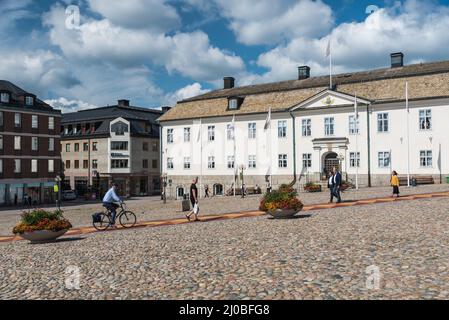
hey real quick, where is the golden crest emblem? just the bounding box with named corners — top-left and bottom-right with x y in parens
top-left (322, 96), bottom-right (334, 106)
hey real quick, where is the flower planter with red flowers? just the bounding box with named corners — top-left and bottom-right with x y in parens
top-left (13, 209), bottom-right (72, 243)
top-left (304, 183), bottom-right (322, 193)
top-left (259, 185), bottom-right (304, 219)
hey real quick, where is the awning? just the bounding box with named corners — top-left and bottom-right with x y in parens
top-left (44, 182), bottom-right (56, 187)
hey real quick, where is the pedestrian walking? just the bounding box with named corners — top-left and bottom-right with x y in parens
top-left (241, 183), bottom-right (246, 198)
top-left (331, 167), bottom-right (343, 203)
top-left (328, 172), bottom-right (335, 203)
top-left (205, 184), bottom-right (210, 198)
top-left (186, 177), bottom-right (200, 221)
top-left (391, 171), bottom-right (400, 198)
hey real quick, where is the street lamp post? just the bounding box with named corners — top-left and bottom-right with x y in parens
top-left (337, 153), bottom-right (346, 181)
top-left (161, 174), bottom-right (167, 204)
top-left (239, 165), bottom-right (246, 198)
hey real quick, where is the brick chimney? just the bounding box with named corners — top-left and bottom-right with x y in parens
top-left (391, 52), bottom-right (404, 68)
top-left (223, 77), bottom-right (235, 89)
top-left (118, 99), bottom-right (130, 107)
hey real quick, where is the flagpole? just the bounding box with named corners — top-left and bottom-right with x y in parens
top-left (330, 50), bottom-right (332, 89)
top-left (406, 82), bottom-right (411, 187)
top-left (355, 94), bottom-right (359, 190)
top-left (199, 118), bottom-right (203, 198)
top-left (233, 115), bottom-right (236, 197)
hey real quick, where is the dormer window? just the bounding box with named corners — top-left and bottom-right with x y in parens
top-left (228, 97), bottom-right (244, 110)
top-left (25, 96), bottom-right (34, 106)
top-left (0, 93), bottom-right (10, 103)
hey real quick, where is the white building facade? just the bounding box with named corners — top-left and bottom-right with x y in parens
top-left (158, 54), bottom-right (449, 198)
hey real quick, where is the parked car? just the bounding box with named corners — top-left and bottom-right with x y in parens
top-left (62, 190), bottom-right (77, 201)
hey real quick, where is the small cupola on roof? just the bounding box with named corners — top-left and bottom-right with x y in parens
top-left (223, 77), bottom-right (235, 89)
top-left (391, 52), bottom-right (404, 68)
top-left (118, 99), bottom-right (130, 107)
top-left (298, 66), bottom-right (311, 80)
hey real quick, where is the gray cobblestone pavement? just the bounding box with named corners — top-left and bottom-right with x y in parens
top-left (0, 194), bottom-right (448, 300)
top-left (1, 184), bottom-right (449, 236)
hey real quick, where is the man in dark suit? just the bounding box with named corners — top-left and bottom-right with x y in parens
top-left (332, 166), bottom-right (343, 203)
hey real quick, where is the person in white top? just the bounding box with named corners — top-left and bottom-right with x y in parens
top-left (102, 183), bottom-right (122, 226)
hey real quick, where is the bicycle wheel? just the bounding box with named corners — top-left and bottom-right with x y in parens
top-left (93, 212), bottom-right (111, 231)
top-left (119, 211), bottom-right (137, 228)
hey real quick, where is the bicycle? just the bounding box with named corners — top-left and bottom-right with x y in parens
top-left (92, 202), bottom-right (137, 231)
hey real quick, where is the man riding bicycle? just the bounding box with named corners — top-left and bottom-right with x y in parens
top-left (102, 182), bottom-right (122, 228)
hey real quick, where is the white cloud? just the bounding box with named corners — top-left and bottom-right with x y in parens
top-left (43, 4), bottom-right (245, 82)
top-left (87, 0), bottom-right (180, 32)
top-left (213, 0), bottom-right (333, 45)
top-left (165, 83), bottom-right (210, 105)
top-left (45, 97), bottom-right (98, 114)
top-left (243, 0), bottom-right (449, 83)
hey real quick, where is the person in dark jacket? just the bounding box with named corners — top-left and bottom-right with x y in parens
top-left (332, 167), bottom-right (343, 203)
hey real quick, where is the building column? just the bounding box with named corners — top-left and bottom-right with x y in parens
top-left (313, 146), bottom-right (322, 181)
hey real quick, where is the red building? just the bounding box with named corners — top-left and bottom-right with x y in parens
top-left (0, 80), bottom-right (61, 206)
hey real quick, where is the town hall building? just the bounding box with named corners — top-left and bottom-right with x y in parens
top-left (158, 53), bottom-right (449, 198)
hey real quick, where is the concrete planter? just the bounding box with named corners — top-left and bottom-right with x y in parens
top-left (20, 229), bottom-right (68, 244)
top-left (268, 208), bottom-right (303, 219)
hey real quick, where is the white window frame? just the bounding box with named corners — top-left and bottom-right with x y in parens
top-left (278, 154), bottom-right (288, 168)
top-left (349, 115), bottom-right (360, 135)
top-left (248, 123), bottom-right (257, 139)
top-left (208, 126), bottom-right (215, 141)
top-left (324, 117), bottom-right (334, 136)
top-left (0, 93), bottom-right (9, 103)
top-left (378, 152), bottom-right (390, 168)
top-left (248, 155), bottom-right (257, 169)
top-left (14, 159), bottom-right (21, 173)
top-left (229, 99), bottom-right (238, 110)
top-left (48, 117), bottom-right (55, 130)
top-left (420, 150), bottom-right (433, 167)
top-left (208, 156), bottom-right (215, 169)
top-left (227, 156), bottom-right (235, 169)
top-left (31, 159), bottom-right (38, 173)
top-left (302, 153), bottom-right (312, 169)
top-left (49, 138), bottom-right (55, 151)
top-left (167, 129), bottom-right (174, 144)
top-left (25, 96), bottom-right (34, 106)
top-left (48, 160), bottom-right (54, 173)
top-left (31, 137), bottom-right (38, 151)
top-left (302, 119), bottom-right (311, 137)
top-left (0, 159), bottom-right (2, 173)
top-left (167, 158), bottom-right (174, 170)
top-left (0, 135), bottom-right (3, 150)
top-left (377, 113), bottom-right (389, 133)
top-left (184, 127), bottom-right (191, 142)
top-left (32, 115), bottom-right (39, 129)
top-left (184, 157), bottom-right (191, 170)
top-left (0, 111), bottom-right (3, 126)
top-left (350, 152), bottom-right (360, 168)
top-left (14, 136), bottom-right (21, 150)
top-left (227, 124), bottom-right (234, 140)
top-left (278, 121), bottom-right (287, 138)
top-left (14, 113), bottom-right (21, 127)
top-left (419, 109), bottom-right (432, 131)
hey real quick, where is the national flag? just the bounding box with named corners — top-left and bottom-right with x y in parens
top-left (325, 39), bottom-right (331, 58)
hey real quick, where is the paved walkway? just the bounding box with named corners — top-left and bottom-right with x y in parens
top-left (2, 190), bottom-right (449, 244)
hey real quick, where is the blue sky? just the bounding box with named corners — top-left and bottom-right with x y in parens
top-left (2, 0), bottom-right (449, 112)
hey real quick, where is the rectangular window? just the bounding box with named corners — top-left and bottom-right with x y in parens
top-left (0, 135), bottom-right (3, 150)
top-left (111, 159), bottom-right (128, 169)
top-left (74, 160), bottom-right (79, 169)
top-left (32, 137), bottom-right (38, 151)
top-left (83, 143), bottom-right (89, 151)
top-left (83, 160), bottom-right (88, 169)
top-left (152, 159), bottom-right (158, 169)
top-left (48, 117), bottom-right (55, 130)
top-left (208, 126), bottom-right (215, 141)
top-left (0, 159), bottom-right (2, 173)
top-left (208, 156), bottom-right (215, 169)
top-left (74, 143), bottom-right (79, 152)
top-left (420, 150), bottom-right (433, 167)
top-left (0, 111), bottom-right (3, 126)
top-left (278, 154), bottom-right (288, 168)
top-left (377, 113), bottom-right (389, 132)
top-left (227, 124), bottom-right (234, 140)
top-left (25, 96), bottom-right (34, 106)
top-left (111, 141), bottom-right (128, 150)
top-left (31, 159), bottom-right (38, 173)
top-left (350, 152), bottom-right (361, 168)
top-left (167, 158), bottom-right (174, 170)
top-left (378, 152), bottom-right (390, 168)
top-left (302, 154), bottom-right (312, 169)
top-left (32, 115), bottom-right (38, 129)
top-left (302, 119), bottom-right (311, 137)
top-left (14, 113), bottom-right (21, 128)
top-left (92, 142), bottom-right (98, 151)
top-left (419, 109), bottom-right (432, 130)
top-left (184, 128), bottom-right (191, 142)
top-left (48, 160), bottom-right (54, 173)
top-left (167, 129), bottom-right (174, 143)
top-left (65, 143), bottom-right (70, 152)
top-left (278, 121), bottom-right (287, 138)
top-left (227, 156), bottom-right (235, 169)
top-left (14, 136), bottom-right (21, 150)
top-left (14, 159), bottom-right (21, 173)
top-left (143, 159), bottom-right (149, 169)
top-left (184, 157), bottom-right (191, 169)
top-left (248, 123), bottom-right (257, 139)
top-left (248, 155), bottom-right (257, 169)
top-left (0, 93), bottom-right (9, 103)
top-left (324, 117), bottom-right (334, 136)
top-left (92, 160), bottom-right (98, 169)
top-left (152, 143), bottom-right (158, 152)
top-left (49, 138), bottom-right (54, 151)
top-left (65, 160), bottom-right (71, 169)
top-left (349, 115), bottom-right (360, 135)
top-left (143, 142), bottom-right (149, 151)
top-left (229, 99), bottom-right (238, 110)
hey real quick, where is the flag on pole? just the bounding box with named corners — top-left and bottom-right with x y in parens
top-left (325, 39), bottom-right (331, 58)
top-left (325, 38), bottom-right (332, 89)
top-left (406, 81), bottom-right (411, 187)
top-left (196, 118), bottom-right (202, 142)
top-left (354, 93), bottom-right (359, 190)
top-left (264, 107), bottom-right (271, 130)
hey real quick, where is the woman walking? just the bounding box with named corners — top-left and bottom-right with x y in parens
top-left (391, 171), bottom-right (400, 198)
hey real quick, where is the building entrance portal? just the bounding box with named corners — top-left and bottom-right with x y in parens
top-left (323, 152), bottom-right (339, 178)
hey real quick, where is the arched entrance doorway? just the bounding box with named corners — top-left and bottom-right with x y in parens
top-left (176, 186), bottom-right (185, 200)
top-left (323, 152), bottom-right (339, 178)
top-left (213, 184), bottom-right (223, 196)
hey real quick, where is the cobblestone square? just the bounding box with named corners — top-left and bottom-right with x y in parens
top-left (0, 185), bottom-right (448, 300)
